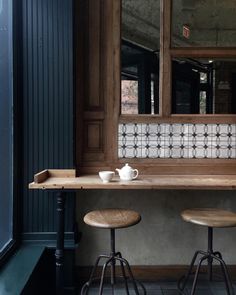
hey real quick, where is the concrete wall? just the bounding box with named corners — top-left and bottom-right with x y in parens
top-left (76, 190), bottom-right (236, 266)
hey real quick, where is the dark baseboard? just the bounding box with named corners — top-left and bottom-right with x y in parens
top-left (22, 232), bottom-right (76, 249)
top-left (76, 265), bottom-right (236, 284)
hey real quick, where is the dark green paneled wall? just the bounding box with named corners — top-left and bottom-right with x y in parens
top-left (22, 0), bottom-right (74, 234)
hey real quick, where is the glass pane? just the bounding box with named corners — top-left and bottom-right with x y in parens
top-left (121, 80), bottom-right (139, 114)
top-left (121, 0), bottom-right (160, 114)
top-left (172, 1), bottom-right (236, 47)
top-left (172, 58), bottom-right (236, 114)
top-left (0, 0), bottom-right (13, 253)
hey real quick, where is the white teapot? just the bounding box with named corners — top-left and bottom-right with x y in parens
top-left (116, 163), bottom-right (139, 181)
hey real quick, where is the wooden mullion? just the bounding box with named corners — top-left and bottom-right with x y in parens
top-left (119, 114), bottom-right (236, 124)
top-left (171, 47), bottom-right (236, 58)
top-left (103, 0), bottom-right (121, 164)
top-left (159, 0), bottom-right (172, 117)
top-left (110, 0), bottom-right (121, 162)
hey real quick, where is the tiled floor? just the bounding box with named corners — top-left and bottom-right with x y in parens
top-left (78, 280), bottom-right (234, 294)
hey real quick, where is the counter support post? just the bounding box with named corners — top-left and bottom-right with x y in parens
top-left (55, 191), bottom-right (65, 295)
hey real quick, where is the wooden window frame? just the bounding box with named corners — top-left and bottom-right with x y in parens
top-left (75, 0), bottom-right (236, 176)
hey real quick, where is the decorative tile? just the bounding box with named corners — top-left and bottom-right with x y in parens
top-left (194, 124), bottom-right (206, 134)
top-left (218, 148), bottom-right (231, 158)
top-left (118, 123), bottom-right (236, 159)
top-left (231, 148), bottom-right (236, 158)
top-left (171, 147), bottom-right (183, 158)
top-left (231, 124), bottom-right (236, 137)
top-left (146, 147), bottom-right (159, 158)
top-left (147, 123), bottom-right (158, 135)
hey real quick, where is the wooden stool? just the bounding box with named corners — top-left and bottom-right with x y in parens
top-left (178, 208), bottom-right (236, 295)
top-left (80, 208), bottom-right (146, 295)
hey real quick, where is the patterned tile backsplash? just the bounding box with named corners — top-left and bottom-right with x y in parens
top-left (118, 123), bottom-right (236, 159)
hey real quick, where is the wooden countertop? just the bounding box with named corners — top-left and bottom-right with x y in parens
top-left (28, 169), bottom-right (236, 190)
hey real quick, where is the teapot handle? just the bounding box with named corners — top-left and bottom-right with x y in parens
top-left (132, 169), bottom-right (139, 179)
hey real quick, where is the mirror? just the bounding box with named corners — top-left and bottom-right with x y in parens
top-left (121, 0), bottom-right (160, 114)
top-left (121, 1), bottom-right (236, 115)
top-left (172, 1), bottom-right (236, 47)
top-left (172, 58), bottom-right (236, 114)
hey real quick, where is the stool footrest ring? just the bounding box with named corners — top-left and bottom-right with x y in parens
top-left (177, 249), bottom-right (235, 295)
top-left (80, 253), bottom-right (146, 295)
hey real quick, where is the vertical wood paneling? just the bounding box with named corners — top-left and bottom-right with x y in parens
top-left (88, 0), bottom-right (101, 109)
top-left (22, 0), bottom-right (74, 235)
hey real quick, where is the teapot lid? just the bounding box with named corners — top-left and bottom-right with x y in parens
top-left (122, 163), bottom-right (132, 170)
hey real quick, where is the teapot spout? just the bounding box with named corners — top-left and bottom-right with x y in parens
top-left (115, 168), bottom-right (121, 175)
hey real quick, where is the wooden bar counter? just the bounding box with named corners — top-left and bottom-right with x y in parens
top-left (29, 169), bottom-right (236, 190)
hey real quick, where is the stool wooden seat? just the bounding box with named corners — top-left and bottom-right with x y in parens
top-left (178, 208), bottom-right (236, 295)
top-left (81, 208), bottom-right (145, 294)
top-left (182, 208), bottom-right (236, 228)
top-left (84, 208), bottom-right (141, 229)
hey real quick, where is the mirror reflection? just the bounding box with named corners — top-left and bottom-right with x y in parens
top-left (121, 41), bottom-right (159, 114)
top-left (121, 1), bottom-right (236, 115)
top-left (172, 58), bottom-right (236, 114)
top-left (172, 1), bottom-right (236, 47)
top-left (121, 0), bottom-right (160, 114)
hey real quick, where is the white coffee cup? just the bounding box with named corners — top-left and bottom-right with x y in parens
top-left (99, 171), bottom-right (115, 183)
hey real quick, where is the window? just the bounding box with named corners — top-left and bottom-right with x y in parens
top-left (171, 0), bottom-right (236, 115)
top-left (121, 0), bottom-right (160, 115)
top-left (120, 0), bottom-right (236, 116)
top-left (121, 40), bottom-right (159, 114)
top-left (75, 0), bottom-right (236, 175)
top-left (0, 0), bottom-right (16, 264)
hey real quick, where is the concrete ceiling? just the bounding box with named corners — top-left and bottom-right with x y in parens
top-left (122, 0), bottom-right (160, 50)
top-left (122, 0), bottom-right (236, 49)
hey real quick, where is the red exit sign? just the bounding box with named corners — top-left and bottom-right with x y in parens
top-left (183, 25), bottom-right (190, 39)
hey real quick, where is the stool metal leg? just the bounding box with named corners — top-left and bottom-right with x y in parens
top-left (190, 255), bottom-right (208, 295)
top-left (213, 251), bottom-right (233, 294)
top-left (213, 251), bottom-right (222, 259)
top-left (178, 250), bottom-right (203, 292)
top-left (206, 228), bottom-right (231, 285)
top-left (207, 227), bottom-right (213, 281)
top-left (110, 229), bottom-right (116, 292)
top-left (116, 252), bottom-right (130, 295)
top-left (99, 257), bottom-right (113, 295)
top-left (212, 254), bottom-right (234, 295)
top-left (80, 254), bottom-right (110, 295)
top-left (116, 256), bottom-right (146, 295)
